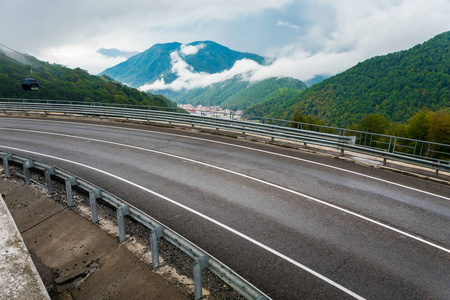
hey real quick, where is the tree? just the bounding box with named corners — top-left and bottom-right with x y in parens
top-left (290, 109), bottom-right (324, 130)
top-left (356, 114), bottom-right (390, 134)
top-left (406, 109), bottom-right (430, 140)
top-left (427, 110), bottom-right (450, 144)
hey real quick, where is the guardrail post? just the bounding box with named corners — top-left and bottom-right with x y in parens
top-left (44, 166), bottom-right (55, 194)
top-left (117, 205), bottom-right (130, 243)
top-left (23, 159), bottom-right (34, 185)
top-left (149, 225), bottom-right (165, 268)
top-left (193, 255), bottom-right (209, 300)
top-left (2, 154), bottom-right (12, 178)
top-left (388, 136), bottom-right (392, 152)
top-left (89, 189), bottom-right (101, 223)
top-left (392, 137), bottom-right (397, 153)
top-left (64, 176), bottom-right (78, 207)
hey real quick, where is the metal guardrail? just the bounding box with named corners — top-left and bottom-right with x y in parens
top-left (1, 152), bottom-right (271, 300)
top-left (0, 99), bottom-right (355, 148)
top-left (0, 99), bottom-right (449, 175)
top-left (243, 115), bottom-right (450, 162)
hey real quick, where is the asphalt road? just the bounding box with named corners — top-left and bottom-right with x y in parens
top-left (1, 116), bottom-right (449, 300)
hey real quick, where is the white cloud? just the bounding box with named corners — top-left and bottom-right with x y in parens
top-left (276, 20), bottom-right (301, 31)
top-left (257, 0), bottom-right (450, 82)
top-left (0, 0), bottom-right (292, 73)
top-left (1, 0), bottom-right (449, 82)
top-left (38, 44), bottom-right (128, 74)
top-left (179, 44), bottom-right (206, 56)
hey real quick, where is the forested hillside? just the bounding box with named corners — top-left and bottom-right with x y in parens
top-left (265, 31), bottom-right (449, 128)
top-left (244, 88), bottom-right (304, 117)
top-left (223, 77), bottom-right (307, 110)
top-left (175, 77), bottom-right (249, 107)
top-left (176, 77), bottom-right (307, 110)
top-left (0, 54), bottom-right (176, 107)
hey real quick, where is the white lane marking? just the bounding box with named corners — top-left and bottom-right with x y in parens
top-left (0, 145), bottom-right (365, 300)
top-left (1, 118), bottom-right (448, 201)
top-left (2, 128), bottom-right (450, 254)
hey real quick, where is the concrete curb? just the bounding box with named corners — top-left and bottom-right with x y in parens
top-left (0, 193), bottom-right (50, 300)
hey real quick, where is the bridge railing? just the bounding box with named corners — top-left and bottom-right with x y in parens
top-left (1, 152), bottom-right (271, 300)
top-left (0, 98), bottom-right (449, 175)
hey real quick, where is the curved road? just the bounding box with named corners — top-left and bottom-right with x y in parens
top-left (1, 117), bottom-right (449, 299)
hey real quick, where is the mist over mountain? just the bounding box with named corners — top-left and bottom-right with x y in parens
top-left (99, 41), bottom-right (267, 90)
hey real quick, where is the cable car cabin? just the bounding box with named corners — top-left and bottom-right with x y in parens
top-left (22, 78), bottom-right (39, 91)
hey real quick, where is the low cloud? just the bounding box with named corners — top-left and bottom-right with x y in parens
top-left (138, 45), bottom-right (263, 92)
top-left (138, 40), bottom-right (367, 92)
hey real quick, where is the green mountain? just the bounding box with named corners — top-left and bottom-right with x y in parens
top-left (0, 52), bottom-right (176, 107)
top-left (100, 41), bottom-right (266, 88)
top-left (175, 77), bottom-right (307, 111)
top-left (264, 31), bottom-right (450, 127)
top-left (99, 41), bottom-right (312, 111)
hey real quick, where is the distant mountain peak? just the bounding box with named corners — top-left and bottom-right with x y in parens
top-left (96, 48), bottom-right (139, 59)
top-left (99, 41), bottom-right (267, 90)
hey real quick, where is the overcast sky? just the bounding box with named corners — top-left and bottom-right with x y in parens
top-left (1, 0), bottom-right (449, 85)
